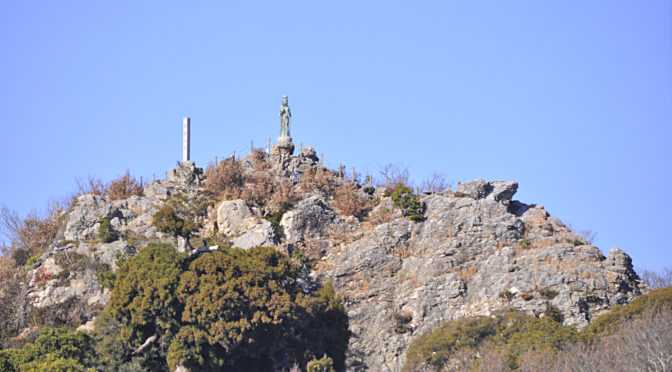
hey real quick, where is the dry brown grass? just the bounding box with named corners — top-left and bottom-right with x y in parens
top-left (204, 159), bottom-right (245, 199)
top-left (332, 184), bottom-right (368, 219)
top-left (107, 170), bottom-right (143, 201)
top-left (457, 265), bottom-right (478, 281)
top-left (300, 239), bottom-right (325, 260)
top-left (577, 270), bottom-right (597, 280)
top-left (363, 205), bottom-right (396, 229)
top-left (328, 225), bottom-right (353, 246)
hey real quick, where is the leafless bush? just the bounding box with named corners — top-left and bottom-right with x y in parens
top-left (269, 178), bottom-right (298, 210)
top-left (376, 163), bottom-right (409, 188)
top-left (75, 175), bottom-right (107, 196)
top-left (299, 167), bottom-right (336, 196)
top-left (204, 159), bottom-right (246, 199)
top-left (107, 170), bottom-right (143, 201)
top-left (578, 230), bottom-right (597, 245)
top-left (252, 149), bottom-right (271, 171)
top-left (420, 172), bottom-right (449, 193)
top-left (0, 255), bottom-right (28, 347)
top-left (640, 266), bottom-right (672, 289)
top-left (332, 185), bottom-right (368, 219)
top-left (241, 173), bottom-right (275, 207)
top-left (0, 204), bottom-right (62, 265)
top-left (241, 173), bottom-right (298, 211)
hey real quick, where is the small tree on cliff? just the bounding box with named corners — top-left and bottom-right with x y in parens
top-left (153, 205), bottom-right (199, 244)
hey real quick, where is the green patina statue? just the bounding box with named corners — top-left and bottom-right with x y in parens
top-left (279, 95), bottom-right (291, 137)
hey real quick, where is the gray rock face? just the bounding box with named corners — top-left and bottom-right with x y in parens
top-left (216, 200), bottom-right (252, 235)
top-left (314, 185), bottom-right (645, 371)
top-left (232, 220), bottom-right (275, 249)
top-left (300, 146), bottom-right (319, 161)
top-left (280, 196), bottom-right (339, 244)
top-left (63, 195), bottom-right (122, 241)
top-left (26, 173), bottom-right (646, 372)
top-left (488, 180), bottom-right (518, 202)
top-left (63, 194), bottom-right (163, 242)
top-left (453, 179), bottom-right (518, 203)
top-left (454, 179), bottom-right (492, 199)
top-left (169, 160), bottom-right (204, 187)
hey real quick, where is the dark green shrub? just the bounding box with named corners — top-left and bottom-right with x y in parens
top-left (96, 264), bottom-right (116, 290)
top-left (539, 288), bottom-right (559, 299)
top-left (390, 185), bottom-right (425, 222)
top-left (499, 290), bottom-right (515, 301)
top-left (98, 217), bottom-right (117, 243)
top-left (306, 354), bottom-right (335, 372)
top-left (98, 244), bottom-right (350, 371)
top-left (0, 327), bottom-right (98, 371)
top-left (264, 206), bottom-right (289, 238)
top-left (393, 311), bottom-right (413, 333)
top-left (587, 286), bottom-right (672, 335)
top-left (24, 254), bottom-right (41, 268)
top-left (519, 238), bottom-right (531, 248)
top-left (403, 311), bottom-right (583, 371)
top-left (152, 205), bottom-right (199, 240)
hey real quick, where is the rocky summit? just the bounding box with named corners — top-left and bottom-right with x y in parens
top-left (19, 149), bottom-right (646, 371)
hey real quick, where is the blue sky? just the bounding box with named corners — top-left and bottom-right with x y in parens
top-left (1, 1), bottom-right (670, 271)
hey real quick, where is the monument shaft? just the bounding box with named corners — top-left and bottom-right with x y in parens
top-left (183, 117), bottom-right (190, 162)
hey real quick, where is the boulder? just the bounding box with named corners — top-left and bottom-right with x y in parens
top-left (63, 195), bottom-right (122, 241)
top-left (280, 196), bottom-right (338, 244)
top-left (300, 146), bottom-right (319, 161)
top-left (487, 181), bottom-right (518, 202)
top-left (454, 179), bottom-right (491, 199)
top-left (216, 200), bottom-right (252, 235)
top-left (232, 220), bottom-right (275, 249)
top-left (169, 160), bottom-right (204, 187)
top-left (603, 247), bottom-right (634, 274)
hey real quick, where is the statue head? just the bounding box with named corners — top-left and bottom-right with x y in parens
top-left (282, 95), bottom-right (288, 106)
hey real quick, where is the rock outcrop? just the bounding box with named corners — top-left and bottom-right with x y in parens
top-left (23, 156), bottom-right (646, 372)
top-left (313, 180), bottom-right (645, 370)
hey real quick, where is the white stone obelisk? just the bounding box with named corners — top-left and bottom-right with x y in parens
top-left (182, 117), bottom-right (190, 162)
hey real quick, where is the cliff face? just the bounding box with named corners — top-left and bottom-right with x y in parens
top-left (311, 180), bottom-right (644, 370)
top-left (22, 152), bottom-right (646, 371)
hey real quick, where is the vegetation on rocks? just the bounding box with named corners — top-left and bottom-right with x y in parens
top-left (153, 204), bottom-right (200, 241)
top-left (404, 287), bottom-right (672, 371)
top-left (94, 243), bottom-right (349, 371)
top-left (106, 170), bottom-right (143, 201)
top-left (390, 185), bottom-right (425, 221)
top-left (403, 311), bottom-right (585, 371)
top-left (0, 327), bottom-right (97, 371)
top-left (97, 217), bottom-right (117, 243)
top-left (2, 156), bottom-right (671, 372)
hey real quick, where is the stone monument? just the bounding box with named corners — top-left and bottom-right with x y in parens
top-left (276, 96), bottom-right (295, 155)
top-left (183, 117), bottom-right (190, 162)
top-left (171, 116), bottom-right (203, 186)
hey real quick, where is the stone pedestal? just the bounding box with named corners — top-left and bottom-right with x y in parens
top-left (170, 160), bottom-right (204, 187)
top-left (274, 136), bottom-right (295, 155)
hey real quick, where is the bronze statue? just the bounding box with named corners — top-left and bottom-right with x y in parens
top-left (279, 95), bottom-right (291, 137)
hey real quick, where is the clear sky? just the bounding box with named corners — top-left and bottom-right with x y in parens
top-left (1, 1), bottom-right (670, 271)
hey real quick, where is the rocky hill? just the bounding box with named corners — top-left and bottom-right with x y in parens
top-left (17, 147), bottom-right (646, 371)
